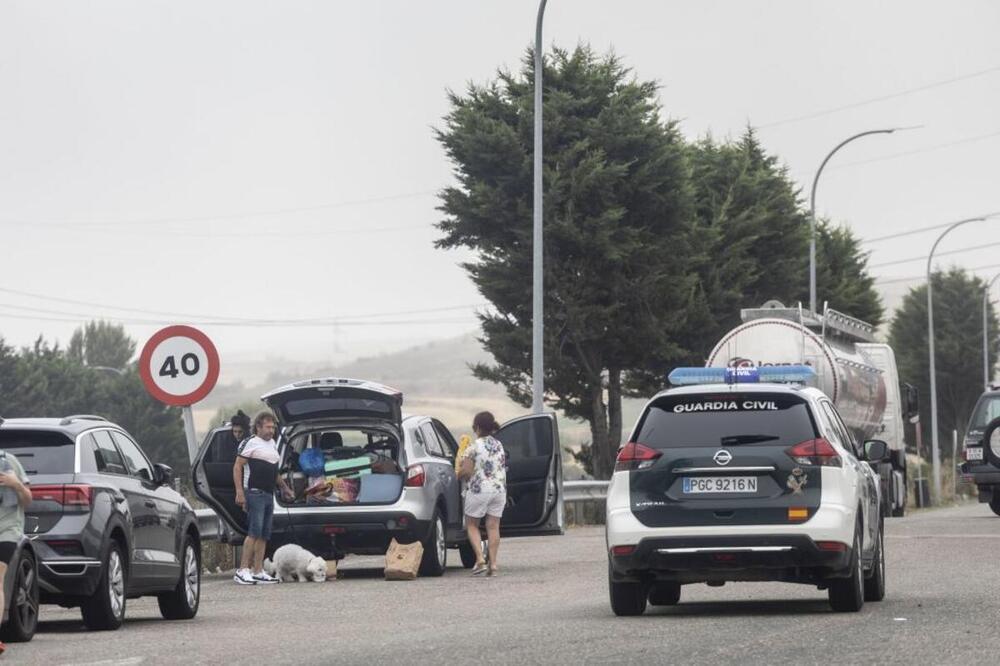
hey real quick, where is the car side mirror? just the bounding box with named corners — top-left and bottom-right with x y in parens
top-left (153, 463), bottom-right (174, 487)
top-left (863, 440), bottom-right (889, 463)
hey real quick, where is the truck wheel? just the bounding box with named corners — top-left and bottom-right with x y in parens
top-left (608, 561), bottom-right (647, 616)
top-left (828, 523), bottom-right (865, 613)
top-left (863, 521), bottom-right (886, 602)
top-left (81, 541), bottom-right (127, 631)
top-left (158, 536), bottom-right (200, 620)
top-left (648, 582), bottom-right (681, 606)
top-left (989, 496), bottom-right (1000, 517)
top-left (418, 512), bottom-right (447, 577)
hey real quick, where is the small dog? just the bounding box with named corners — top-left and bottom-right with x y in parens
top-left (263, 544), bottom-right (328, 583)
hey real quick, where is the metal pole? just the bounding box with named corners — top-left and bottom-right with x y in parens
top-left (809, 128), bottom-right (902, 313)
top-left (181, 405), bottom-right (199, 465)
top-left (927, 216), bottom-right (988, 503)
top-left (983, 273), bottom-right (1000, 390)
top-left (532, 0), bottom-right (548, 414)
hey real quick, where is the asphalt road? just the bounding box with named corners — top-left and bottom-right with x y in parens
top-left (11, 502), bottom-right (1000, 665)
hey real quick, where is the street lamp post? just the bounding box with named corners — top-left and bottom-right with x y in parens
top-left (532, 0), bottom-right (548, 414)
top-left (927, 216), bottom-right (988, 502)
top-left (983, 272), bottom-right (1000, 390)
top-left (809, 128), bottom-right (902, 313)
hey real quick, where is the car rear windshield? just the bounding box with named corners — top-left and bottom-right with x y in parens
top-left (633, 393), bottom-right (817, 449)
top-left (0, 430), bottom-right (76, 475)
top-left (969, 395), bottom-right (1000, 430)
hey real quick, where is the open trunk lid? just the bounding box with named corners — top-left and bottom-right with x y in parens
top-left (262, 378), bottom-right (403, 429)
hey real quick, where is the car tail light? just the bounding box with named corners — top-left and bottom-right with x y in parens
top-left (785, 438), bottom-right (842, 467)
top-left (816, 541), bottom-right (848, 552)
top-left (31, 484), bottom-right (93, 507)
top-left (44, 539), bottom-right (85, 557)
top-left (611, 545), bottom-right (636, 557)
top-left (615, 442), bottom-right (662, 472)
top-left (404, 464), bottom-right (425, 487)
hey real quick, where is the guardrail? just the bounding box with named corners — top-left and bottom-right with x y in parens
top-left (194, 479), bottom-right (613, 542)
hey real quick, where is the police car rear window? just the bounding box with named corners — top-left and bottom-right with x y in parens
top-left (633, 393), bottom-right (817, 449)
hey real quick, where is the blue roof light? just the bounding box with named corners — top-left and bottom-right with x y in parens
top-left (668, 365), bottom-right (815, 386)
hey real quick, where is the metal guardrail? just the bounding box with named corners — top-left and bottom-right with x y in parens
top-left (194, 480), bottom-right (612, 542)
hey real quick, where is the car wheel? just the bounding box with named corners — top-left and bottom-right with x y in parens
top-left (989, 495), bottom-right (1000, 517)
top-left (608, 561), bottom-right (647, 617)
top-left (458, 542), bottom-right (477, 569)
top-left (158, 536), bottom-right (200, 620)
top-left (828, 522), bottom-right (865, 613)
top-left (418, 511), bottom-right (447, 577)
top-left (82, 540), bottom-right (127, 631)
top-left (864, 521), bottom-right (886, 602)
top-left (647, 581), bottom-right (681, 607)
top-left (0, 551), bottom-right (39, 642)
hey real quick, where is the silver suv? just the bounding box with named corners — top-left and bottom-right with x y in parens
top-left (193, 378), bottom-right (563, 574)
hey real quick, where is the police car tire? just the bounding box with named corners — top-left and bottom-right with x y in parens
top-left (863, 521), bottom-right (886, 602)
top-left (608, 562), bottom-right (647, 616)
top-left (828, 523), bottom-right (865, 613)
top-left (647, 582), bottom-right (681, 606)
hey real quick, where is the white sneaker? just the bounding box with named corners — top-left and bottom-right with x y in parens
top-left (233, 568), bottom-right (256, 585)
top-left (253, 571), bottom-right (279, 584)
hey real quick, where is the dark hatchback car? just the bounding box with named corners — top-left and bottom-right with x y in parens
top-left (0, 415), bottom-right (201, 630)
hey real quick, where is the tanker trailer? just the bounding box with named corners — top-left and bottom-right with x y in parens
top-left (705, 301), bottom-right (915, 517)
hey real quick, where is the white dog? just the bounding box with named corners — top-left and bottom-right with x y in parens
top-left (263, 544), bottom-right (328, 583)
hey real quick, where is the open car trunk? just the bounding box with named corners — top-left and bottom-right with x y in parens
top-left (280, 424), bottom-right (405, 506)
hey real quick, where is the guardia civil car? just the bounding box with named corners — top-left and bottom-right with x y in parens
top-left (605, 366), bottom-right (887, 615)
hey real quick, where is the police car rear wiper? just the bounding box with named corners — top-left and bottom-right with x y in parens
top-left (720, 434), bottom-right (780, 445)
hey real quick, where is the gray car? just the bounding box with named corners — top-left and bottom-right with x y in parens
top-left (193, 378), bottom-right (563, 574)
top-left (0, 415), bottom-right (201, 631)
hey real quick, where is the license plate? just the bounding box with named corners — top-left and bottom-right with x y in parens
top-left (682, 476), bottom-right (758, 494)
top-left (966, 447), bottom-right (984, 461)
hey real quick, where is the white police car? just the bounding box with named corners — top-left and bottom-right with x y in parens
top-left (605, 366), bottom-right (887, 615)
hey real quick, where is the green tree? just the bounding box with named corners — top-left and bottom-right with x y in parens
top-left (811, 221), bottom-right (883, 327)
top-left (888, 268), bottom-right (998, 456)
top-left (436, 46), bottom-right (695, 478)
top-left (68, 320), bottom-right (137, 370)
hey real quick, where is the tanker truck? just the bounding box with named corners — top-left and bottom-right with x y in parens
top-left (705, 301), bottom-right (918, 517)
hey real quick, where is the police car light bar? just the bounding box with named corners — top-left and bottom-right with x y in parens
top-left (668, 366), bottom-right (816, 386)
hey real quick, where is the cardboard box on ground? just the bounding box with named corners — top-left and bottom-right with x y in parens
top-left (384, 539), bottom-right (423, 580)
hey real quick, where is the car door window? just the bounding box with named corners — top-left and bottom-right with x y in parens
top-left (432, 421), bottom-right (457, 458)
top-left (111, 431), bottom-right (154, 483)
top-left (822, 403), bottom-right (859, 459)
top-left (91, 430), bottom-right (129, 475)
top-left (817, 404), bottom-right (845, 450)
top-left (419, 423), bottom-right (447, 458)
top-left (829, 408), bottom-right (862, 459)
top-left (78, 433), bottom-right (101, 473)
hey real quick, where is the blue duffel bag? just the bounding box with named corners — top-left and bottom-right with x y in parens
top-left (299, 447), bottom-right (325, 477)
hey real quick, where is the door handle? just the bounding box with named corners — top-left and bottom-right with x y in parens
top-left (144, 500), bottom-right (157, 508)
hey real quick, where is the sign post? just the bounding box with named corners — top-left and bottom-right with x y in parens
top-left (139, 325), bottom-right (220, 464)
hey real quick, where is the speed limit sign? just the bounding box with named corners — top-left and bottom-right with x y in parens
top-left (139, 325), bottom-right (220, 406)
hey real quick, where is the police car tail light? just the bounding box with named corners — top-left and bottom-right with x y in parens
top-left (785, 438), bottom-right (842, 467)
top-left (404, 464), bottom-right (426, 487)
top-left (615, 442), bottom-right (661, 472)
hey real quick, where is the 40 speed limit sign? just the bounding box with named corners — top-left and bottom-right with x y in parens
top-left (139, 325), bottom-right (220, 406)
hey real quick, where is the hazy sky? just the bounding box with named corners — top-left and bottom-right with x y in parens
top-left (2, 0), bottom-right (999, 377)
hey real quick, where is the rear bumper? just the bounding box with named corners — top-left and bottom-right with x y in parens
top-left (959, 462), bottom-right (1000, 493)
top-left (38, 557), bottom-right (103, 598)
top-left (271, 510), bottom-right (431, 558)
top-left (610, 534), bottom-right (852, 584)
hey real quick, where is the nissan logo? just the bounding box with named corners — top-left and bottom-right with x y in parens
top-left (714, 450), bottom-right (733, 466)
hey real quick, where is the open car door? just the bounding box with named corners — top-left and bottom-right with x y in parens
top-left (192, 426), bottom-right (247, 537)
top-left (496, 413), bottom-right (563, 537)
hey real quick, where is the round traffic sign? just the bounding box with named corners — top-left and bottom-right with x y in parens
top-left (139, 325), bottom-right (220, 406)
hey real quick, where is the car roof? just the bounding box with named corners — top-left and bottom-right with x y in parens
top-left (0, 415), bottom-right (122, 437)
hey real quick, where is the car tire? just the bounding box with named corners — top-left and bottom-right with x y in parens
top-left (828, 523), bottom-right (865, 613)
top-left (864, 520), bottom-right (886, 602)
top-left (418, 511), bottom-right (447, 577)
top-left (0, 551), bottom-right (39, 642)
top-left (989, 495), bottom-right (1000, 517)
top-left (158, 536), bottom-right (200, 620)
top-left (608, 561), bottom-right (647, 617)
top-left (458, 542), bottom-right (477, 569)
top-left (647, 582), bottom-right (681, 606)
top-left (81, 540), bottom-right (127, 631)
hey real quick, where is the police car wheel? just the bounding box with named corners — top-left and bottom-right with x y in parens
top-left (828, 523), bottom-right (865, 613)
top-left (608, 561), bottom-right (647, 616)
top-left (647, 582), bottom-right (681, 606)
top-left (863, 521), bottom-right (886, 602)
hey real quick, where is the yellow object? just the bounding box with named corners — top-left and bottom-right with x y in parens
top-left (788, 507), bottom-right (809, 520)
top-left (455, 434), bottom-right (472, 472)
